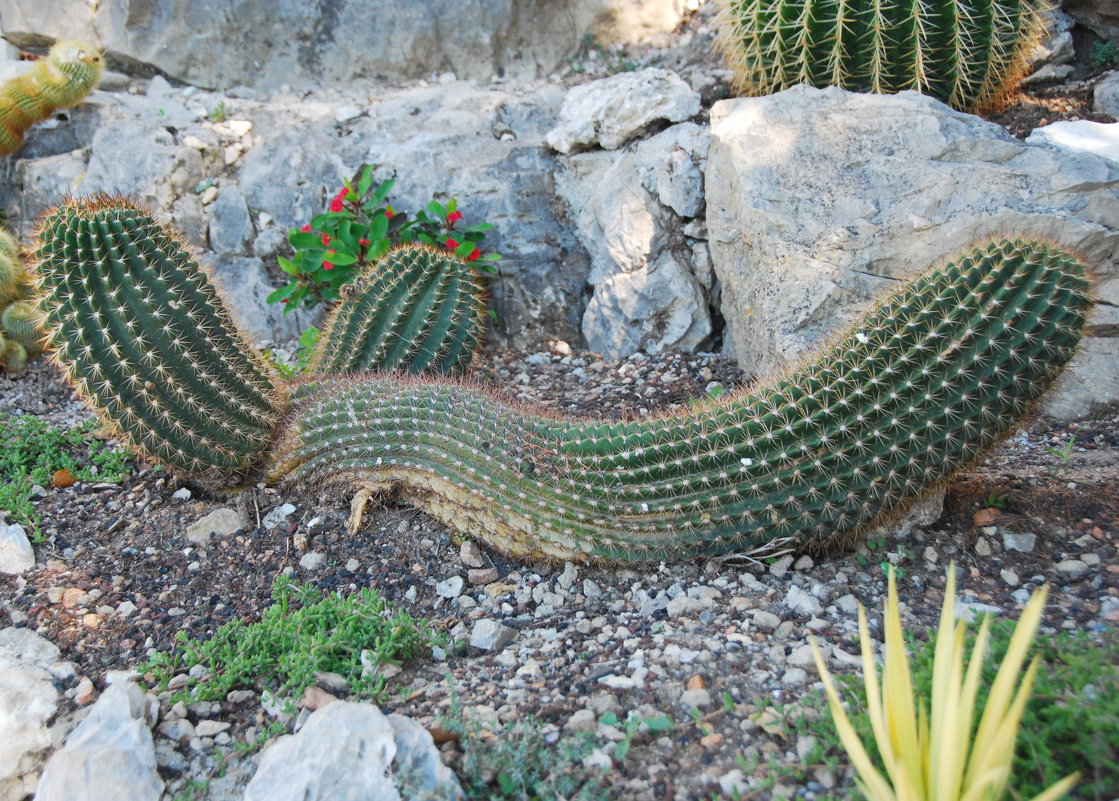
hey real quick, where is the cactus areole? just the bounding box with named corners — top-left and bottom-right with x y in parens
top-left (32, 197), bottom-right (1093, 563)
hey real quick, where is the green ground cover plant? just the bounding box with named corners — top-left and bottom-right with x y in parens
top-left (0, 413), bottom-right (131, 537)
top-left (142, 575), bottom-right (442, 704)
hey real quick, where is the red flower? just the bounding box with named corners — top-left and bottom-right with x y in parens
top-left (445, 237), bottom-right (460, 250)
top-left (300, 224), bottom-right (312, 233)
top-left (446, 210), bottom-right (463, 224)
top-left (324, 251), bottom-right (335, 271)
top-left (281, 299), bottom-right (289, 304)
top-left (329, 187), bottom-right (348, 213)
top-left (359, 238), bottom-right (371, 246)
top-left (467, 247), bottom-right (481, 262)
top-left (385, 206), bottom-right (395, 218)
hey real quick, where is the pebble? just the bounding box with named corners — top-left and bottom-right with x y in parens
top-left (975, 537), bottom-right (993, 556)
top-left (73, 676), bottom-right (96, 705)
top-left (436, 576), bottom-right (465, 599)
top-left (680, 688), bottom-right (711, 708)
top-left (298, 552), bottom-right (326, 570)
top-left (784, 586), bottom-right (823, 617)
top-left (459, 540), bottom-right (485, 568)
top-left (1003, 532), bottom-right (1037, 553)
top-left (564, 709), bottom-right (596, 732)
top-left (1056, 559), bottom-right (1089, 580)
top-left (467, 568), bottom-right (499, 585)
top-left (262, 503), bottom-right (297, 530)
top-left (752, 610), bottom-right (781, 631)
top-left (469, 619), bottom-right (515, 651)
top-left (1000, 569), bottom-right (1019, 587)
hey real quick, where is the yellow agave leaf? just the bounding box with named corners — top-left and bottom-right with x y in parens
top-left (810, 637), bottom-right (897, 801)
top-left (881, 568), bottom-right (923, 790)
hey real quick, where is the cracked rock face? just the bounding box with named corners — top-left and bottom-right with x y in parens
top-left (706, 86), bottom-right (1119, 420)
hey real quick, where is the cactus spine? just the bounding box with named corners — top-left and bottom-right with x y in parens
top-left (0, 39), bottom-right (103, 157)
top-left (31, 198), bottom-right (1092, 562)
top-left (716, 0), bottom-right (1048, 113)
top-left (32, 197), bottom-right (283, 476)
top-left (308, 244), bottom-right (486, 377)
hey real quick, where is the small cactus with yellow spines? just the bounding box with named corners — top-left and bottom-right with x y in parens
top-left (0, 228), bottom-right (43, 372)
top-left (31, 196), bottom-right (1093, 563)
top-left (0, 39), bottom-right (103, 157)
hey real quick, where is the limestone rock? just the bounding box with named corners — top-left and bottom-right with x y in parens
top-left (707, 87), bottom-right (1119, 421)
top-left (34, 681), bottom-right (163, 801)
top-left (1061, 0), bottom-right (1119, 41)
top-left (0, 523), bottom-right (34, 575)
top-left (0, 628), bottom-right (64, 801)
top-left (1094, 71), bottom-right (1119, 118)
top-left (1027, 119), bottom-right (1119, 165)
top-left (556, 125), bottom-right (713, 360)
top-left (1, 1), bottom-right (687, 90)
top-left (546, 68), bottom-right (701, 154)
top-left (243, 701), bottom-right (462, 801)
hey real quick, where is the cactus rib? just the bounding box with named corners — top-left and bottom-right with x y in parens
top-left (31, 197), bottom-right (283, 476)
top-left (716, 0), bottom-right (1048, 113)
top-left (308, 244), bottom-right (486, 377)
top-left (271, 240), bottom-right (1091, 562)
top-left (0, 40), bottom-right (103, 157)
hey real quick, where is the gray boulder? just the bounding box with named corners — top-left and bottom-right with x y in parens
top-left (1060, 0), bottom-right (1119, 41)
top-left (0, 0), bottom-right (685, 90)
top-left (707, 86), bottom-right (1119, 421)
top-left (1094, 70), bottom-right (1119, 118)
top-left (0, 628), bottom-right (66, 801)
top-left (243, 701), bottom-right (462, 801)
top-left (556, 122), bottom-right (712, 360)
top-left (0, 523), bottom-right (34, 575)
top-left (34, 680), bottom-right (163, 801)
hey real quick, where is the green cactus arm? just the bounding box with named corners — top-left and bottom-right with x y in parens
top-left (1, 300), bottom-right (43, 353)
top-left (0, 40), bottom-right (103, 157)
top-left (308, 244), bottom-right (486, 377)
top-left (270, 240), bottom-right (1092, 562)
top-left (716, 0), bottom-right (1047, 113)
top-left (31, 196), bottom-right (283, 477)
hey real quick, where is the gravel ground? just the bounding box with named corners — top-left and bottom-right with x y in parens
top-left (2, 341), bottom-right (1117, 801)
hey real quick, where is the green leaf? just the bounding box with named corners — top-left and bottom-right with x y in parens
top-left (266, 283), bottom-right (299, 304)
top-left (368, 214), bottom-right (389, 241)
top-left (357, 166), bottom-right (376, 198)
top-left (645, 715), bottom-right (673, 733)
top-left (277, 257), bottom-right (302, 276)
top-left (601, 711), bottom-right (619, 726)
top-left (323, 250), bottom-right (358, 266)
top-left (372, 179), bottom-right (394, 205)
top-left (290, 231), bottom-right (325, 249)
top-left (425, 200), bottom-right (446, 219)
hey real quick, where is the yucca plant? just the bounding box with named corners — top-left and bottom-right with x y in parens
top-left (716, 0), bottom-right (1049, 113)
top-left (810, 564), bottom-right (1079, 801)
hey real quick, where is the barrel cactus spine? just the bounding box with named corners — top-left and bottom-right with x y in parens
top-left (0, 39), bottom-right (104, 157)
top-left (715, 0), bottom-right (1050, 113)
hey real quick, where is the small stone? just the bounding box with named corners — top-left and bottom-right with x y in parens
top-left (582, 579), bottom-right (602, 598)
top-left (834, 594), bottom-right (859, 615)
top-left (781, 668), bottom-right (809, 685)
top-left (793, 555), bottom-right (814, 571)
top-left (1003, 532), bottom-right (1037, 553)
top-left (955, 601), bottom-right (1002, 623)
top-left (785, 586), bottom-right (823, 617)
top-left (171, 488), bottom-right (191, 500)
top-left (598, 674), bottom-right (636, 690)
top-left (116, 601), bottom-right (137, 617)
top-left (923, 546), bottom-right (938, 564)
top-left (194, 720), bottom-right (231, 737)
top-left (786, 644), bottom-right (818, 667)
top-left (61, 588), bottom-right (87, 609)
top-left (557, 562), bottom-right (578, 590)
top-left (796, 735), bottom-right (818, 760)
top-left (469, 619), bottom-right (516, 651)
top-left (666, 595), bottom-right (701, 617)
top-left (300, 685), bottom-right (337, 711)
top-left (436, 576), bottom-right (465, 599)
top-left (973, 508), bottom-right (1001, 527)
top-left (0, 523), bottom-right (35, 574)
top-left (313, 671), bottom-right (349, 694)
top-left (186, 508), bottom-right (241, 544)
top-left (262, 503), bottom-right (297, 530)
top-left (1055, 559), bottom-right (1089, 581)
top-left (680, 688), bottom-right (711, 708)
top-left (565, 709), bottom-right (596, 732)
top-left (459, 540), bottom-right (485, 568)
top-left (700, 732), bottom-right (724, 748)
top-left (752, 610), bottom-right (781, 631)
top-left (1000, 569), bottom-right (1019, 587)
top-left (345, 559), bottom-right (360, 572)
top-left (158, 718), bottom-right (196, 743)
top-left (686, 675), bottom-right (705, 690)
top-left (974, 537), bottom-right (992, 557)
top-left (299, 552), bottom-right (326, 570)
top-left (769, 555), bottom-right (795, 578)
top-left (467, 568), bottom-right (499, 585)
top-left (719, 769), bottom-right (747, 795)
top-left (73, 676), bottom-right (96, 705)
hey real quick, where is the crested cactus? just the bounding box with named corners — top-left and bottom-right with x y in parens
top-left (31, 197), bottom-right (1092, 562)
top-left (32, 197), bottom-right (283, 477)
top-left (308, 244), bottom-right (486, 377)
top-left (271, 241), bottom-right (1091, 560)
top-left (715, 0), bottom-right (1048, 113)
top-left (0, 40), bottom-right (104, 157)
